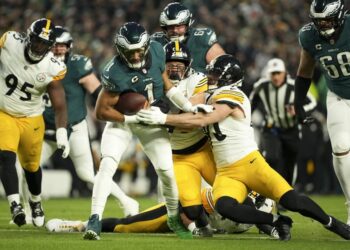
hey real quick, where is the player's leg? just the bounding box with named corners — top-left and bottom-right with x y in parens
top-left (102, 203), bottom-right (169, 233)
top-left (327, 91), bottom-right (350, 225)
top-left (133, 124), bottom-right (191, 239)
top-left (248, 150), bottom-right (350, 240)
top-left (84, 122), bottom-right (132, 240)
top-left (0, 111), bottom-right (26, 226)
top-left (18, 115), bottom-right (46, 227)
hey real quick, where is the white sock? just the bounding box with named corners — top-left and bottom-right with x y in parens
top-left (333, 153), bottom-right (350, 205)
top-left (30, 194), bottom-right (41, 202)
top-left (8, 194), bottom-right (20, 206)
top-left (110, 181), bottom-right (130, 205)
top-left (91, 157), bottom-right (116, 218)
top-left (187, 222), bottom-right (196, 232)
top-left (156, 168), bottom-right (179, 216)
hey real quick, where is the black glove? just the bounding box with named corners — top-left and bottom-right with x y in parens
top-left (294, 76), bottom-right (314, 125)
top-left (295, 103), bottom-right (314, 125)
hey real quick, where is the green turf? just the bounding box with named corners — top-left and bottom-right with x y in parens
top-left (0, 195), bottom-right (349, 250)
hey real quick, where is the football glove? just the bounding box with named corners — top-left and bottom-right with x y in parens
top-left (190, 104), bottom-right (214, 114)
top-left (136, 106), bottom-right (167, 125)
top-left (56, 127), bottom-right (70, 158)
top-left (295, 104), bottom-right (314, 125)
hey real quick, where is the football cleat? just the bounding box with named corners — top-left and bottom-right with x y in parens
top-left (83, 214), bottom-right (101, 240)
top-left (167, 214), bottom-right (193, 239)
top-left (119, 197), bottom-right (140, 217)
top-left (273, 215), bottom-right (293, 241)
top-left (10, 201), bottom-right (26, 227)
top-left (256, 224), bottom-right (280, 239)
top-left (29, 200), bottom-right (45, 227)
top-left (192, 226), bottom-right (214, 237)
top-left (325, 216), bottom-right (350, 240)
top-left (46, 219), bottom-right (85, 233)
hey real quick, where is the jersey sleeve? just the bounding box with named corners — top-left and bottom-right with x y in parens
top-left (76, 55), bottom-right (94, 78)
top-left (298, 23), bottom-right (316, 56)
top-left (100, 63), bottom-right (130, 93)
top-left (192, 73), bottom-right (208, 95)
top-left (212, 88), bottom-right (245, 108)
top-left (0, 31), bottom-right (9, 49)
top-left (151, 40), bottom-right (166, 72)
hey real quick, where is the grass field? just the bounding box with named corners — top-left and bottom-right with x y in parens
top-left (0, 195), bottom-right (349, 250)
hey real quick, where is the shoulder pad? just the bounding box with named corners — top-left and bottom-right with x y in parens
top-left (213, 87), bottom-right (245, 105)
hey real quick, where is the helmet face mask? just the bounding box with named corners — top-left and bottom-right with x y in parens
top-left (164, 41), bottom-right (192, 84)
top-left (160, 2), bottom-right (194, 42)
top-left (206, 55), bottom-right (244, 88)
top-left (25, 18), bottom-right (56, 63)
top-left (53, 26), bottom-right (73, 62)
top-left (310, 0), bottom-right (345, 38)
top-left (114, 22), bottom-right (150, 69)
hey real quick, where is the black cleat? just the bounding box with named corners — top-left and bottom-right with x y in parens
top-left (273, 215), bottom-right (293, 241)
top-left (10, 201), bottom-right (26, 227)
top-left (325, 216), bottom-right (350, 240)
top-left (29, 200), bottom-right (45, 227)
top-left (256, 224), bottom-right (279, 239)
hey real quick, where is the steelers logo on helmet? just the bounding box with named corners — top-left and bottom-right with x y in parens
top-left (206, 55), bottom-right (244, 88)
top-left (165, 40), bottom-right (192, 83)
top-left (309, 0), bottom-right (345, 39)
top-left (114, 22), bottom-right (150, 69)
top-left (25, 18), bottom-right (56, 63)
top-left (160, 2), bottom-right (194, 42)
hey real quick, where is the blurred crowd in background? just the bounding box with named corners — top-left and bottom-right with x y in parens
top-left (1, 0), bottom-right (348, 197)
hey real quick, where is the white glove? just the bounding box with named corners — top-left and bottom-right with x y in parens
top-left (190, 104), bottom-right (214, 114)
top-left (136, 106), bottom-right (167, 125)
top-left (56, 127), bottom-right (70, 158)
top-left (124, 115), bottom-right (139, 124)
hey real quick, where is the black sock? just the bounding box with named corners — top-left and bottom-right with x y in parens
top-left (183, 205), bottom-right (208, 228)
top-left (24, 167), bottom-right (42, 196)
top-left (0, 150), bottom-right (18, 195)
top-left (215, 196), bottom-right (273, 224)
top-left (279, 190), bottom-right (329, 225)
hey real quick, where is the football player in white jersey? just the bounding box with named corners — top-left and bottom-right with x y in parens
top-left (137, 54), bottom-right (350, 241)
top-left (163, 41), bottom-right (216, 237)
top-left (0, 18), bottom-right (69, 227)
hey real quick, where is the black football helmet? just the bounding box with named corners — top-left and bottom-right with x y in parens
top-left (53, 26), bottom-right (73, 62)
top-left (114, 22), bottom-right (150, 69)
top-left (165, 40), bottom-right (192, 82)
top-left (25, 18), bottom-right (56, 63)
top-left (310, 0), bottom-right (345, 38)
top-left (206, 54), bottom-right (244, 88)
top-left (159, 2), bottom-right (194, 41)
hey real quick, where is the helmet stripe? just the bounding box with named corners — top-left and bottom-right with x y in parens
top-left (45, 19), bottom-right (51, 33)
top-left (175, 40), bottom-right (180, 55)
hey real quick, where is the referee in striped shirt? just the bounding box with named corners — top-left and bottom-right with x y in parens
top-left (250, 58), bottom-right (317, 185)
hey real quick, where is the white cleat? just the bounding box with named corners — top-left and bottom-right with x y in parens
top-left (46, 219), bottom-right (85, 232)
top-left (120, 197), bottom-right (139, 217)
top-left (29, 200), bottom-right (45, 227)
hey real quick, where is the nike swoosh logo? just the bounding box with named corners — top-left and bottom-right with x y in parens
top-left (249, 158), bottom-right (256, 164)
top-left (34, 127), bottom-right (40, 131)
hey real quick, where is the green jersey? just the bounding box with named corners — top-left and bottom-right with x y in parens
top-left (101, 40), bottom-right (165, 102)
top-left (151, 27), bottom-right (218, 73)
top-left (43, 54), bottom-right (93, 127)
top-left (299, 15), bottom-right (350, 99)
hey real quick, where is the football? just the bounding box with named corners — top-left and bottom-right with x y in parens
top-left (115, 92), bottom-right (147, 115)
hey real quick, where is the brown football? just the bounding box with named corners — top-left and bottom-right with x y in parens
top-left (115, 92), bottom-right (147, 115)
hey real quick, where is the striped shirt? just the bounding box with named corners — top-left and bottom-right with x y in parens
top-left (249, 76), bottom-right (317, 129)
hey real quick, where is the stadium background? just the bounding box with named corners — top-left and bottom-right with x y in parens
top-left (1, 0), bottom-right (349, 197)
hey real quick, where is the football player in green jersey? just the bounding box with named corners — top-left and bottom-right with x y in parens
top-left (151, 2), bottom-right (225, 73)
top-left (83, 22), bottom-right (209, 241)
top-left (294, 0), bottom-right (350, 225)
top-left (34, 26), bottom-right (139, 219)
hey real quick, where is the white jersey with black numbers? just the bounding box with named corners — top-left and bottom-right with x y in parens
top-left (207, 85), bottom-right (258, 168)
top-left (0, 31), bottom-right (66, 117)
top-left (169, 72), bottom-right (208, 151)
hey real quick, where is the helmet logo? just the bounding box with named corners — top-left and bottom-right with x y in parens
top-left (36, 73), bottom-right (46, 82)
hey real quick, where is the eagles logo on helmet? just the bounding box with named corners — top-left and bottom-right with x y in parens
top-left (114, 22), bottom-right (150, 69)
top-left (159, 2), bottom-right (194, 42)
top-left (25, 18), bottom-right (56, 63)
top-left (53, 26), bottom-right (73, 63)
top-left (309, 0), bottom-right (345, 38)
